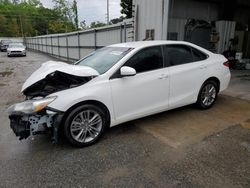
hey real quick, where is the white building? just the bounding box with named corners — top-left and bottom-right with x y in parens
top-left (133, 0), bottom-right (250, 57)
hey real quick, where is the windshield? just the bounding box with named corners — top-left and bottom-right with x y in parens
top-left (8, 43), bottom-right (24, 48)
top-left (76, 47), bottom-right (133, 74)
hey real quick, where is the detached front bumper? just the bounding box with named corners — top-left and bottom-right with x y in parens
top-left (8, 109), bottom-right (64, 143)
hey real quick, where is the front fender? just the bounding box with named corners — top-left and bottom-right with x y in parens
top-left (47, 81), bottom-right (115, 124)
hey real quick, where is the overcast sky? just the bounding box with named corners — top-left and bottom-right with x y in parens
top-left (40, 0), bottom-right (122, 25)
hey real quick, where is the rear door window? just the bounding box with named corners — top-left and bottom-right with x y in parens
top-left (164, 45), bottom-right (207, 67)
top-left (191, 47), bottom-right (208, 61)
top-left (164, 45), bottom-right (193, 66)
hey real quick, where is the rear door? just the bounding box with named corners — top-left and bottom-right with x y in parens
top-left (164, 45), bottom-right (209, 109)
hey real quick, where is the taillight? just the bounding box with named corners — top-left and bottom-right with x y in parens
top-left (223, 61), bottom-right (230, 67)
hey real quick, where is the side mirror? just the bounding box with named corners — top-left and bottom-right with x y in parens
top-left (120, 66), bottom-right (136, 77)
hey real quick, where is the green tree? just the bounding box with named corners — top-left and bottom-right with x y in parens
top-left (0, 0), bottom-right (77, 36)
top-left (120, 0), bottom-right (132, 18)
top-left (72, 0), bottom-right (78, 29)
top-left (90, 21), bottom-right (106, 29)
top-left (110, 16), bottom-right (125, 24)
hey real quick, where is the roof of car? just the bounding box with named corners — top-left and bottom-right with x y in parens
top-left (109, 40), bottom-right (194, 48)
top-left (109, 40), bottom-right (213, 55)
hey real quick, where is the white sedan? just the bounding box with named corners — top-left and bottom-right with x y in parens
top-left (7, 41), bottom-right (231, 147)
top-left (7, 43), bottom-right (26, 57)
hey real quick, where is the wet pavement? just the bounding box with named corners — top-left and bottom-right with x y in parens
top-left (0, 51), bottom-right (250, 187)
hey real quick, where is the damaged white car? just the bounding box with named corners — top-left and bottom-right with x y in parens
top-left (7, 41), bottom-right (231, 147)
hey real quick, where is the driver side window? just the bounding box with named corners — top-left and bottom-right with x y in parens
top-left (124, 46), bottom-right (164, 73)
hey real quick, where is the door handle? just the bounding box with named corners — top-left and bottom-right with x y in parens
top-left (199, 65), bottom-right (207, 69)
top-left (158, 74), bottom-right (169, 79)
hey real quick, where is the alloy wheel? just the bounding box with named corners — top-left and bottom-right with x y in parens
top-left (200, 84), bottom-right (216, 107)
top-left (70, 109), bottom-right (103, 143)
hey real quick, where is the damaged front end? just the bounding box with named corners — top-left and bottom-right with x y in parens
top-left (7, 61), bottom-right (99, 143)
top-left (7, 97), bottom-right (63, 143)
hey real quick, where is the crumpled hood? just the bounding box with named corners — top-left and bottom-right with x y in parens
top-left (22, 61), bottom-right (99, 92)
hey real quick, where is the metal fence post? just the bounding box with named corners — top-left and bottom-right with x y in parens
top-left (51, 36), bottom-right (53, 55)
top-left (124, 22), bottom-right (127, 42)
top-left (46, 37), bottom-right (48, 54)
top-left (66, 34), bottom-right (69, 62)
top-left (42, 37), bottom-right (44, 52)
top-left (57, 35), bottom-right (60, 58)
top-left (94, 29), bottom-right (97, 50)
top-left (37, 37), bottom-right (39, 51)
top-left (120, 24), bottom-right (123, 43)
top-left (36, 37), bottom-right (38, 51)
top-left (78, 32), bottom-right (81, 59)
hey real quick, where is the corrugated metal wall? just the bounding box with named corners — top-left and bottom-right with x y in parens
top-left (134, 0), bottom-right (164, 41)
top-left (168, 18), bottom-right (187, 41)
top-left (169, 0), bottom-right (218, 21)
top-left (216, 21), bottom-right (236, 54)
top-left (25, 21), bottom-right (133, 62)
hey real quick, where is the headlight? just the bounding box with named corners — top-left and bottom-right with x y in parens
top-left (22, 50), bottom-right (26, 52)
top-left (7, 96), bottom-right (57, 114)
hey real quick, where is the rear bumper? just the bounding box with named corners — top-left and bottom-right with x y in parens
top-left (219, 70), bottom-right (231, 92)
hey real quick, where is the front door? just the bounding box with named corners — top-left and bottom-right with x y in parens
top-left (109, 46), bottom-right (170, 124)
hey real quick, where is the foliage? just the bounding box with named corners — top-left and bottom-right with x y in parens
top-left (0, 0), bottom-right (78, 37)
top-left (89, 21), bottom-right (106, 29)
top-left (120, 0), bottom-right (132, 18)
top-left (110, 16), bottom-right (125, 24)
top-left (72, 0), bottom-right (78, 29)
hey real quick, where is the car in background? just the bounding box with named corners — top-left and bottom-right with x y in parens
top-left (7, 41), bottom-right (231, 147)
top-left (0, 39), bottom-right (12, 52)
top-left (7, 43), bottom-right (26, 57)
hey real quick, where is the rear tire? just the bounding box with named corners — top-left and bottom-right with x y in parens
top-left (63, 104), bottom-right (107, 147)
top-left (196, 80), bottom-right (218, 109)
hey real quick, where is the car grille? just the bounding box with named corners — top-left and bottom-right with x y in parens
top-left (11, 51), bottom-right (22, 53)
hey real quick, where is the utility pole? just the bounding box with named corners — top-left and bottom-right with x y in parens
top-left (107, 0), bottom-right (109, 24)
top-left (19, 15), bottom-right (24, 38)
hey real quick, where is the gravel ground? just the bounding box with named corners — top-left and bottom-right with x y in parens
top-left (0, 51), bottom-right (250, 187)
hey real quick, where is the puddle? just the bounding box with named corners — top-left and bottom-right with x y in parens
top-left (237, 74), bottom-right (250, 78)
top-left (0, 71), bottom-right (13, 77)
top-left (241, 78), bottom-right (250, 81)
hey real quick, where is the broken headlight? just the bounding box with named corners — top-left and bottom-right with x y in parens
top-left (7, 96), bottom-right (57, 114)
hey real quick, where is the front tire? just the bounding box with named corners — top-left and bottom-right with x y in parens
top-left (63, 104), bottom-right (107, 147)
top-left (196, 80), bottom-right (218, 109)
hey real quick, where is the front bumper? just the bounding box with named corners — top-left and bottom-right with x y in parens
top-left (8, 51), bottom-right (26, 56)
top-left (0, 47), bottom-right (7, 51)
top-left (9, 109), bottom-right (64, 143)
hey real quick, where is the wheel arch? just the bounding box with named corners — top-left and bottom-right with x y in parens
top-left (203, 77), bottom-right (220, 91)
top-left (197, 77), bottom-right (220, 102)
top-left (62, 100), bottom-right (111, 128)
